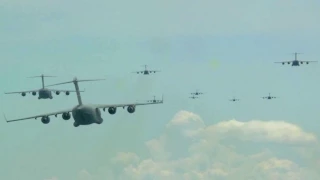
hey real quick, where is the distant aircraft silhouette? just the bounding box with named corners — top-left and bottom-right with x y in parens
top-left (191, 90), bottom-right (204, 96)
top-left (189, 95), bottom-right (199, 99)
top-left (132, 65), bottom-right (160, 75)
top-left (274, 52), bottom-right (317, 66)
top-left (4, 74), bottom-right (78, 99)
top-left (230, 97), bottom-right (240, 102)
top-left (146, 95), bottom-right (163, 103)
top-left (262, 93), bottom-right (277, 100)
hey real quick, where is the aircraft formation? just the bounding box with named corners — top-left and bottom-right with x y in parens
top-left (4, 75), bottom-right (163, 127)
top-left (187, 52), bottom-right (317, 101)
top-left (3, 52), bottom-right (317, 127)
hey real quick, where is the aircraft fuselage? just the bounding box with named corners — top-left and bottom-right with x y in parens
top-left (38, 88), bottom-right (53, 99)
top-left (143, 70), bottom-right (149, 75)
top-left (71, 104), bottom-right (103, 127)
top-left (292, 60), bottom-right (300, 66)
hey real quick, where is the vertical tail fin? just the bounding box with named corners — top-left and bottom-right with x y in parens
top-left (46, 77), bottom-right (105, 105)
top-left (28, 74), bottom-right (56, 88)
top-left (141, 65), bottom-right (147, 70)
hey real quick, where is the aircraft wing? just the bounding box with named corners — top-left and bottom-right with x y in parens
top-left (299, 60), bottom-right (317, 63)
top-left (94, 98), bottom-right (163, 110)
top-left (4, 89), bottom-right (39, 94)
top-left (132, 71), bottom-right (144, 74)
top-left (47, 89), bottom-right (84, 93)
top-left (274, 61), bottom-right (294, 63)
top-left (4, 108), bottom-right (73, 123)
top-left (148, 70), bottom-right (160, 73)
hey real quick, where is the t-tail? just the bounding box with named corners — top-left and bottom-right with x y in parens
top-left (293, 52), bottom-right (302, 61)
top-left (142, 65), bottom-right (148, 71)
top-left (46, 77), bottom-right (105, 105)
top-left (28, 74), bottom-right (56, 88)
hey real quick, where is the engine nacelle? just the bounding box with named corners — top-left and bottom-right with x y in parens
top-left (282, 62), bottom-right (284, 65)
top-left (108, 107), bottom-right (117, 114)
top-left (32, 91), bottom-right (36, 96)
top-left (41, 116), bottom-right (50, 124)
top-left (300, 61), bottom-right (303, 64)
top-left (287, 62), bottom-right (290, 64)
top-left (66, 91), bottom-right (70, 95)
top-left (56, 91), bottom-right (60, 95)
top-left (127, 105), bottom-right (135, 113)
top-left (22, 92), bottom-right (26, 96)
top-left (62, 112), bottom-right (71, 120)
top-left (307, 62), bottom-right (309, 64)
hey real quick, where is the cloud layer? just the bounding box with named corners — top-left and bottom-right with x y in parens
top-left (48, 110), bottom-right (319, 180)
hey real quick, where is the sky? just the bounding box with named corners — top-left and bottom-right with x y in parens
top-left (1, 0), bottom-right (320, 179)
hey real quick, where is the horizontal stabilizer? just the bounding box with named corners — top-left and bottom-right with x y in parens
top-left (28, 75), bottom-right (56, 78)
top-left (46, 78), bottom-right (106, 87)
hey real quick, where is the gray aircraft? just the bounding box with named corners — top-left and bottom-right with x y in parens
top-left (4, 77), bottom-right (164, 127)
top-left (230, 97), bottom-right (240, 102)
top-left (132, 65), bottom-right (160, 75)
top-left (191, 90), bottom-right (204, 96)
top-left (274, 52), bottom-right (317, 66)
top-left (146, 96), bottom-right (163, 103)
top-left (4, 74), bottom-right (78, 99)
top-left (189, 95), bottom-right (199, 99)
top-left (262, 93), bottom-right (277, 100)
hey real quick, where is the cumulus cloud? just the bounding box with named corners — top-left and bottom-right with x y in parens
top-left (86, 110), bottom-right (318, 180)
top-left (203, 119), bottom-right (317, 144)
top-left (111, 152), bottom-right (140, 165)
top-left (44, 177), bottom-right (59, 180)
top-left (78, 169), bottom-right (93, 180)
top-left (165, 111), bottom-right (317, 145)
top-left (50, 111), bottom-right (318, 179)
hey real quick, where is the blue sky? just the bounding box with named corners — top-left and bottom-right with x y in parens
top-left (1, 0), bottom-right (320, 179)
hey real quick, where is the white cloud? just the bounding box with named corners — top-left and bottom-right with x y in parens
top-left (78, 169), bottom-right (93, 180)
top-left (54, 111), bottom-right (319, 179)
top-left (258, 158), bottom-right (298, 171)
top-left (111, 152), bottom-right (140, 165)
top-left (77, 110), bottom-right (317, 180)
top-left (44, 177), bottom-right (59, 180)
top-left (203, 119), bottom-right (317, 144)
